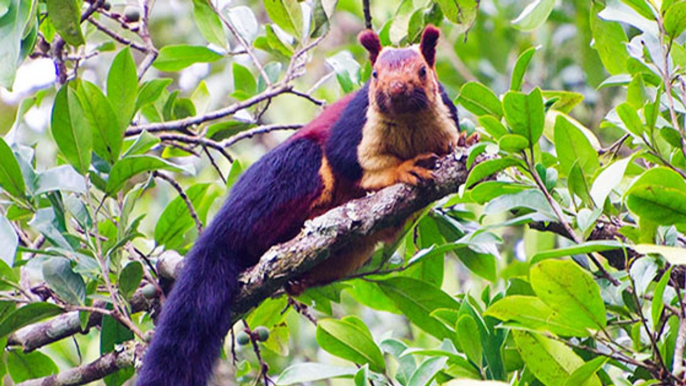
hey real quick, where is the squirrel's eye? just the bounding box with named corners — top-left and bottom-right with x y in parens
top-left (372, 70), bottom-right (378, 79)
top-left (418, 66), bottom-right (427, 78)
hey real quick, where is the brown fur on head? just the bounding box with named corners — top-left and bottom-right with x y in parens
top-left (360, 26), bottom-right (442, 116)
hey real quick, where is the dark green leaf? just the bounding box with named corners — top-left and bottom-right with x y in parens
top-left (652, 266), bottom-right (672, 328)
top-left (42, 258), bottom-right (86, 305)
top-left (153, 45), bottom-right (223, 72)
top-left (154, 183), bottom-right (212, 248)
top-left (51, 85), bottom-right (93, 174)
top-left (0, 302), bottom-right (63, 339)
top-left (0, 137), bottom-right (25, 198)
top-left (456, 315), bottom-right (482, 364)
top-left (47, 0), bottom-right (84, 46)
top-left (616, 102), bottom-right (644, 137)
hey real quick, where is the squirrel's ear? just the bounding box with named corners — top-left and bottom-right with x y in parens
top-left (420, 25), bottom-right (439, 67)
top-left (359, 30), bottom-right (382, 65)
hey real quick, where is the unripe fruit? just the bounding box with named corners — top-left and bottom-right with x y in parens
top-left (236, 332), bottom-right (250, 346)
top-left (103, 1), bottom-right (111, 11)
top-left (254, 326), bottom-right (269, 342)
top-left (124, 6), bottom-right (140, 22)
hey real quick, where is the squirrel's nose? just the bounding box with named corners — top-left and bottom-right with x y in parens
top-left (389, 80), bottom-right (407, 96)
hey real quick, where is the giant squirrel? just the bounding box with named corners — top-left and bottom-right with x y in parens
top-left (136, 25), bottom-right (467, 386)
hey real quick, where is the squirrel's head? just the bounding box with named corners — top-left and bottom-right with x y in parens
top-left (359, 26), bottom-right (441, 116)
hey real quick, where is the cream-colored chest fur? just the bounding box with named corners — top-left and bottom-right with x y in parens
top-left (357, 101), bottom-right (459, 172)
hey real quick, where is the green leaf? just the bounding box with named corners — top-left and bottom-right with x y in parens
top-left (101, 307), bottom-right (133, 354)
top-left (47, 0), bottom-right (84, 46)
top-left (465, 157), bottom-right (522, 188)
top-left (664, 2), bottom-right (686, 38)
top-left (532, 240), bottom-right (624, 262)
top-left (106, 155), bottom-right (193, 195)
top-left (0, 137), bottom-right (25, 198)
top-left (513, 330), bottom-right (600, 386)
top-left (651, 266), bottom-right (672, 328)
top-left (510, 46), bottom-right (539, 91)
top-left (35, 165), bottom-right (87, 195)
top-left (153, 45), bottom-right (223, 72)
top-left (498, 134), bottom-right (529, 152)
top-left (485, 295), bottom-right (590, 337)
top-left (263, 0), bottom-right (303, 39)
top-left (633, 244), bottom-right (686, 265)
top-left (7, 350), bottom-right (58, 383)
top-left (531, 260), bottom-right (607, 330)
top-left (626, 167), bottom-right (686, 225)
top-left (590, 158), bottom-right (631, 207)
top-left (316, 317), bottom-right (385, 372)
top-left (407, 357), bottom-right (448, 386)
top-left (154, 183), bottom-right (212, 248)
top-left (232, 62), bottom-right (257, 99)
top-left (107, 47), bottom-right (138, 132)
top-left (503, 88), bottom-right (544, 146)
top-left (135, 79), bottom-right (172, 112)
top-left (616, 102), bottom-right (644, 137)
top-left (0, 215), bottom-right (17, 265)
top-left (483, 189), bottom-right (557, 220)
top-left (377, 277), bottom-right (460, 341)
top-left (564, 357), bottom-right (609, 386)
top-left (119, 261), bottom-right (143, 299)
top-left (276, 363), bottom-right (357, 385)
top-left (42, 258), bottom-right (86, 305)
top-left (51, 85), bottom-right (93, 174)
top-left (78, 81), bottom-right (124, 164)
top-left (512, 0), bottom-right (555, 31)
top-left (457, 82), bottom-right (503, 118)
top-left (554, 115), bottom-right (599, 176)
top-left (568, 162), bottom-right (593, 207)
top-left (590, 3), bottom-right (629, 75)
top-left (478, 116), bottom-right (508, 139)
top-left (456, 315), bottom-right (482, 364)
top-left (0, 302), bottom-right (63, 339)
top-left (0, 0), bottom-right (32, 88)
top-left (192, 0), bottom-right (226, 48)
top-left (434, 0), bottom-right (477, 33)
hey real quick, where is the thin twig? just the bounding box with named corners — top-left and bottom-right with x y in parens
top-left (152, 171), bottom-right (203, 235)
top-left (88, 18), bottom-right (147, 52)
top-left (221, 123), bottom-right (302, 148)
top-left (158, 133), bottom-right (233, 162)
top-left (127, 85), bottom-right (292, 135)
top-left (362, 0), bottom-right (372, 29)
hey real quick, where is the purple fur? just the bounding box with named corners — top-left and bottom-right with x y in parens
top-left (136, 138), bottom-right (324, 386)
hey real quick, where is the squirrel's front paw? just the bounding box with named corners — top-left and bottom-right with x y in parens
top-left (396, 153), bottom-right (439, 185)
top-left (457, 131), bottom-right (481, 148)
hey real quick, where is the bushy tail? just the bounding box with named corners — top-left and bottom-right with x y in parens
top-left (136, 235), bottom-right (242, 386)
